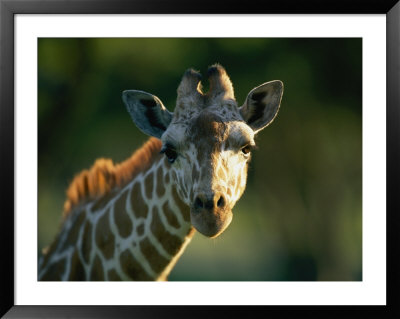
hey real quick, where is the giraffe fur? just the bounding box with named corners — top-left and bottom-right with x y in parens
top-left (38, 64), bottom-right (283, 281)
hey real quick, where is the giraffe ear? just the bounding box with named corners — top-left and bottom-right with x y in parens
top-left (122, 90), bottom-right (173, 139)
top-left (239, 80), bottom-right (283, 134)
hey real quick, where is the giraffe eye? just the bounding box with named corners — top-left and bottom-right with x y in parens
top-left (241, 145), bottom-right (252, 155)
top-left (161, 144), bottom-right (178, 163)
top-left (165, 149), bottom-right (177, 163)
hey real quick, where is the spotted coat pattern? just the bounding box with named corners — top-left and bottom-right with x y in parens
top-left (38, 64), bottom-right (283, 280)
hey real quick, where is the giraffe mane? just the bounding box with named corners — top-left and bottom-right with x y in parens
top-left (63, 137), bottom-right (162, 217)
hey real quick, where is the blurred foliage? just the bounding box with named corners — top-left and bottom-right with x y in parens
top-left (38, 38), bottom-right (362, 281)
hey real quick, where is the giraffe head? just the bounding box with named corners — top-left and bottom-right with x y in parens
top-left (123, 64), bottom-right (283, 238)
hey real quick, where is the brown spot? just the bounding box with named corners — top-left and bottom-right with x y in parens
top-left (131, 182), bottom-right (149, 219)
top-left (90, 255), bottom-right (104, 280)
top-left (108, 269), bottom-right (122, 281)
top-left (162, 202), bottom-right (180, 229)
top-left (144, 172), bottom-right (154, 199)
top-left (156, 166), bottom-right (165, 197)
top-left (120, 249), bottom-right (153, 280)
top-left (95, 209), bottom-right (115, 260)
top-left (136, 223), bottom-right (145, 236)
top-left (40, 258), bottom-right (66, 281)
top-left (68, 250), bottom-right (86, 281)
top-left (150, 207), bottom-right (183, 255)
top-left (140, 238), bottom-right (170, 274)
top-left (61, 210), bottom-right (87, 251)
top-left (217, 167), bottom-right (226, 181)
top-left (81, 221), bottom-right (92, 264)
top-left (91, 191), bottom-right (115, 212)
top-left (113, 190), bottom-right (133, 238)
top-left (172, 187), bottom-right (190, 222)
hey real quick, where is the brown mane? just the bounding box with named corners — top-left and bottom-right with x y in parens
top-left (63, 137), bottom-right (162, 216)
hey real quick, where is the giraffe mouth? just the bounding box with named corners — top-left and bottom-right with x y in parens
top-left (190, 207), bottom-right (233, 238)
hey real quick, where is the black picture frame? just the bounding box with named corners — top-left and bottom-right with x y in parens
top-left (1, 0), bottom-right (399, 318)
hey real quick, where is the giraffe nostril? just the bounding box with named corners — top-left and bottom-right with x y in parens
top-left (217, 195), bottom-right (225, 208)
top-left (194, 193), bottom-right (225, 211)
top-left (194, 196), bottom-right (204, 210)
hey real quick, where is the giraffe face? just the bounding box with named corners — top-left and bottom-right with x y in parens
top-left (160, 109), bottom-right (255, 237)
top-left (123, 64), bottom-right (283, 238)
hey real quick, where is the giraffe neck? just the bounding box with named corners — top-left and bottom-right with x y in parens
top-left (39, 140), bottom-right (195, 281)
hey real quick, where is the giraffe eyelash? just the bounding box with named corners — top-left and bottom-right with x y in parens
top-left (241, 144), bottom-right (257, 155)
top-left (160, 142), bottom-right (176, 153)
top-left (160, 143), bottom-right (178, 163)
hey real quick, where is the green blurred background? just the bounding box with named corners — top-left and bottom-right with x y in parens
top-left (38, 38), bottom-right (362, 281)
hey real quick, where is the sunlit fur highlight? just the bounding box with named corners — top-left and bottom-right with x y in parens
top-left (63, 137), bottom-right (162, 216)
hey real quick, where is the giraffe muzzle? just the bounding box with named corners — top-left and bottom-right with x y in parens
top-left (190, 192), bottom-right (233, 238)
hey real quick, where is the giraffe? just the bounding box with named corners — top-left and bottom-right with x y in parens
top-left (38, 64), bottom-right (283, 281)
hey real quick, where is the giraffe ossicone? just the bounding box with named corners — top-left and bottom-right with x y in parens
top-left (39, 64), bottom-right (283, 281)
